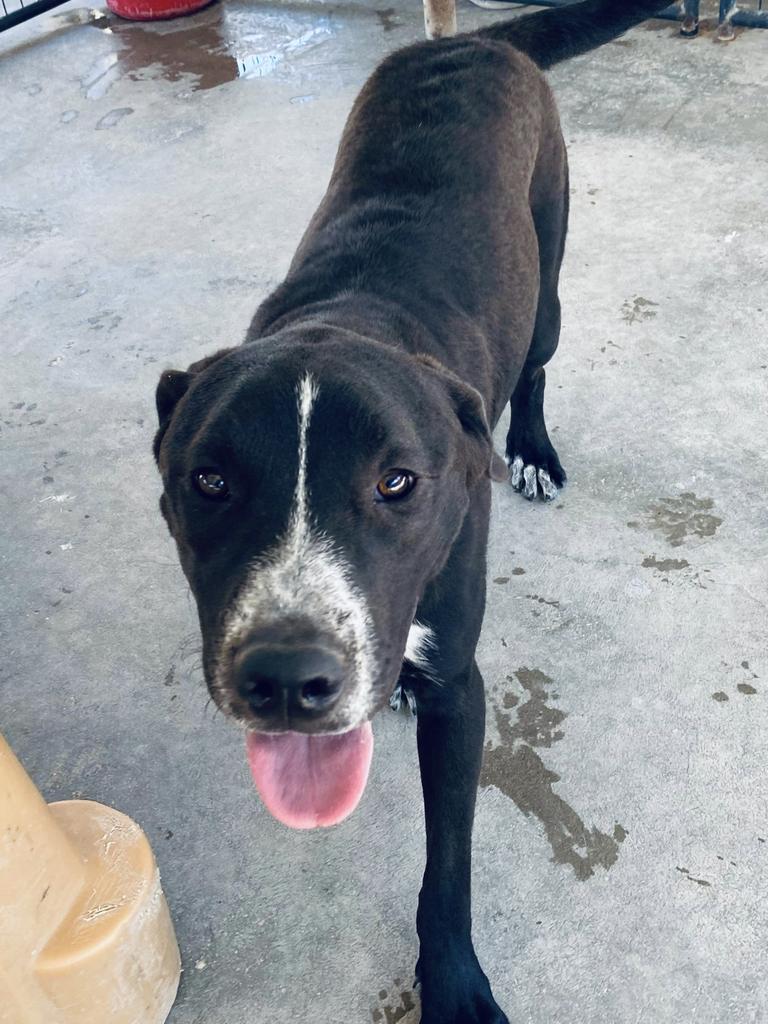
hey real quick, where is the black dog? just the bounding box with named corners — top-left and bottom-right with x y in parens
top-left (154, 2), bottom-right (672, 1019)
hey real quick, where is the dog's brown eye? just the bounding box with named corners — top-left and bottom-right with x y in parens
top-left (194, 469), bottom-right (229, 500)
top-left (376, 470), bottom-right (416, 501)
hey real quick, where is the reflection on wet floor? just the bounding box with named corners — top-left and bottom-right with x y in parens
top-left (77, 7), bottom-right (239, 93)
top-left (54, 1), bottom-right (399, 94)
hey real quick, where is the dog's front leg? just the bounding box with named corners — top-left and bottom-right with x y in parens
top-left (415, 660), bottom-right (508, 1023)
top-left (413, 487), bottom-right (508, 1024)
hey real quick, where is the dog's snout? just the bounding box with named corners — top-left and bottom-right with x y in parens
top-left (233, 643), bottom-right (346, 719)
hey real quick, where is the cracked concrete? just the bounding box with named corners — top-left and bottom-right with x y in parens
top-left (1, 1), bottom-right (766, 1021)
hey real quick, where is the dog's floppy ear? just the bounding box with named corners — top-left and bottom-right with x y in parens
top-left (156, 370), bottom-right (191, 428)
top-left (416, 354), bottom-right (507, 484)
top-left (153, 347), bottom-right (235, 462)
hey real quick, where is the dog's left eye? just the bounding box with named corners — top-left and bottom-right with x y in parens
top-left (194, 468), bottom-right (230, 500)
top-left (376, 470), bottom-right (416, 501)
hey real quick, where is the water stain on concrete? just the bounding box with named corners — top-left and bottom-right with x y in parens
top-left (621, 295), bottom-right (658, 323)
top-left (640, 492), bottom-right (722, 548)
top-left (95, 107), bottom-right (133, 130)
top-left (711, 691), bottom-right (729, 702)
top-left (641, 554), bottom-right (690, 571)
top-left (70, 0), bottom-right (403, 98)
top-left (115, 18), bottom-right (238, 90)
top-left (87, 310), bottom-right (122, 331)
top-left (526, 593), bottom-right (560, 608)
top-left (79, 5), bottom-right (341, 96)
top-left (500, 669), bottom-right (565, 747)
top-left (371, 982), bottom-right (417, 1023)
top-left (80, 52), bottom-right (120, 100)
top-left (676, 866), bottom-right (711, 888)
top-left (481, 668), bottom-right (626, 880)
top-left (79, 19), bottom-right (233, 95)
top-left (375, 7), bottom-right (398, 31)
top-left (736, 683), bottom-right (757, 696)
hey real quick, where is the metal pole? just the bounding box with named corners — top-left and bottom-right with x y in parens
top-left (0, 0), bottom-right (72, 32)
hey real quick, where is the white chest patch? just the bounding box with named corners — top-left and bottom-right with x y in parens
top-left (404, 621), bottom-right (437, 672)
top-left (217, 373), bottom-right (377, 726)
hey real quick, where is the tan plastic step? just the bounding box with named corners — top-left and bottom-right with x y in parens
top-left (0, 734), bottom-right (181, 1024)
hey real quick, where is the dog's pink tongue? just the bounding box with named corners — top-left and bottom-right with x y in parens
top-left (245, 723), bottom-right (373, 829)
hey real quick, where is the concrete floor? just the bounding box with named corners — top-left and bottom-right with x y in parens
top-left (2, 1), bottom-right (767, 1021)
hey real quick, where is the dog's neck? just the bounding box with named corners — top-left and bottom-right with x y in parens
top-left (246, 286), bottom-right (498, 422)
top-left (247, 287), bottom-right (433, 352)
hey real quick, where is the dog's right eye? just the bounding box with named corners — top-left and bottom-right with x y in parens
top-left (376, 470), bottom-right (416, 502)
top-left (193, 468), bottom-right (230, 500)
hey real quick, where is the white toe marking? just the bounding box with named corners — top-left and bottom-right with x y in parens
top-left (404, 686), bottom-right (417, 715)
top-left (510, 455), bottom-right (524, 490)
top-left (218, 373), bottom-right (377, 726)
top-left (538, 468), bottom-right (558, 501)
top-left (389, 683), bottom-right (418, 715)
top-left (523, 463), bottom-right (537, 499)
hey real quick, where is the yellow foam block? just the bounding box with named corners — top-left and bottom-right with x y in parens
top-left (0, 735), bottom-right (181, 1024)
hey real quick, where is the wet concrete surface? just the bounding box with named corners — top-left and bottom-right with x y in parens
top-left (1, 1), bottom-right (767, 1022)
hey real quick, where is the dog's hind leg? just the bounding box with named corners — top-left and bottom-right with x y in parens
top-left (506, 149), bottom-right (569, 502)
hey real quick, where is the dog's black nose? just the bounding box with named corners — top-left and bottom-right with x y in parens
top-left (233, 643), bottom-right (345, 719)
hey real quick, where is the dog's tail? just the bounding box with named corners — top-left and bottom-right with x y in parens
top-left (478, 0), bottom-right (672, 70)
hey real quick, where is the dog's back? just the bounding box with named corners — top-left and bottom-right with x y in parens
top-left (249, 0), bottom-right (669, 415)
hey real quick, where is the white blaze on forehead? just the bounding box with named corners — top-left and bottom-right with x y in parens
top-left (218, 373), bottom-right (376, 725)
top-left (290, 373), bottom-right (317, 551)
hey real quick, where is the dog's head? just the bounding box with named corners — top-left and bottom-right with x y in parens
top-left (154, 330), bottom-right (503, 826)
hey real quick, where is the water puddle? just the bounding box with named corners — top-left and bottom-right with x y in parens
top-left (58, 1), bottom-right (370, 96)
top-left (481, 668), bottom-right (627, 881)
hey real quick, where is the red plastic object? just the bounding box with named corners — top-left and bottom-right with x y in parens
top-left (106, 0), bottom-right (215, 20)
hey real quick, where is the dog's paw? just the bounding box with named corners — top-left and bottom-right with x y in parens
top-left (416, 952), bottom-right (509, 1024)
top-left (509, 454), bottom-right (565, 502)
top-left (419, 987), bottom-right (509, 1024)
top-left (389, 683), bottom-right (417, 715)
